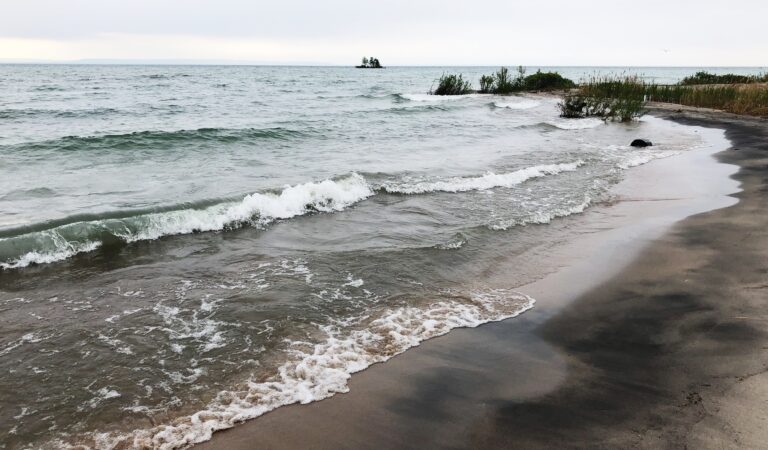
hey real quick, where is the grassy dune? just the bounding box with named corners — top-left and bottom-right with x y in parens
top-left (647, 83), bottom-right (768, 116)
top-left (562, 74), bottom-right (768, 119)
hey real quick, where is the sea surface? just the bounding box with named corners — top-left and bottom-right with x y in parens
top-left (0, 65), bottom-right (758, 448)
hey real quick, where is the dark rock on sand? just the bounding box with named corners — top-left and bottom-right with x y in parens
top-left (630, 139), bottom-right (653, 147)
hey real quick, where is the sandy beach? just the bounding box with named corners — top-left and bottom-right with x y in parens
top-left (196, 109), bottom-right (768, 449)
top-left (3, 2), bottom-right (767, 448)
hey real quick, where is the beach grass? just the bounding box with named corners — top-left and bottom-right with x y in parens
top-left (559, 75), bottom-right (646, 122)
top-left (647, 83), bottom-right (768, 116)
top-left (561, 75), bottom-right (768, 119)
top-left (680, 71), bottom-right (768, 86)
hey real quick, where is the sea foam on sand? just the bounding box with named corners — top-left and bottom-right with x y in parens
top-left (66, 289), bottom-right (535, 450)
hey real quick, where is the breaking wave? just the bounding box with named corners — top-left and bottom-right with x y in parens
top-left (0, 162), bottom-right (586, 269)
top-left (381, 161), bottom-right (584, 194)
top-left (546, 118), bottom-right (604, 130)
top-left (493, 99), bottom-right (541, 110)
top-left (0, 174), bottom-right (373, 269)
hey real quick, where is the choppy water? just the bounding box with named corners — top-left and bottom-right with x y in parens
top-left (0, 65), bottom-right (742, 448)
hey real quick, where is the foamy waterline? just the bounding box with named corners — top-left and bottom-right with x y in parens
top-left (382, 161), bottom-right (584, 194)
top-left (490, 193), bottom-right (594, 230)
top-left (617, 149), bottom-right (681, 169)
top-left (61, 289), bottom-right (535, 449)
top-left (493, 99), bottom-right (541, 110)
top-left (547, 118), bottom-right (604, 130)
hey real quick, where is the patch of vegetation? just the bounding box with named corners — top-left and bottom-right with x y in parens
top-left (559, 96), bottom-right (589, 118)
top-left (520, 70), bottom-right (576, 91)
top-left (680, 71), bottom-right (768, 86)
top-left (479, 66), bottom-right (576, 94)
top-left (430, 73), bottom-right (473, 95)
top-left (559, 76), bottom-right (646, 122)
top-left (426, 67), bottom-right (577, 96)
top-left (560, 74), bottom-right (768, 120)
top-left (559, 94), bottom-right (646, 122)
top-left (646, 83), bottom-right (768, 116)
top-left (356, 56), bottom-right (383, 68)
top-left (479, 75), bottom-right (495, 94)
top-left (491, 66), bottom-right (519, 94)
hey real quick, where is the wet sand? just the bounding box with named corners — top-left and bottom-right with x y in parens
top-left (198, 109), bottom-right (768, 449)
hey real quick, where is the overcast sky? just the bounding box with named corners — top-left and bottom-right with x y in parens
top-left (1, 0), bottom-right (766, 65)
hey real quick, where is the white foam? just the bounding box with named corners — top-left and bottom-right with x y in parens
top-left (383, 161), bottom-right (584, 194)
top-left (490, 194), bottom-right (593, 230)
top-left (342, 274), bottom-right (364, 288)
top-left (163, 368), bottom-right (206, 385)
top-left (0, 332), bottom-right (52, 357)
top-left (76, 289), bottom-right (535, 449)
top-left (617, 150), bottom-right (681, 169)
top-left (81, 387), bottom-right (121, 411)
top-left (153, 301), bottom-right (228, 354)
top-left (97, 333), bottom-right (133, 355)
top-left (547, 118), bottom-right (604, 130)
top-left (435, 233), bottom-right (468, 250)
top-left (0, 240), bottom-right (101, 269)
top-left (403, 93), bottom-right (478, 102)
top-left (494, 99), bottom-right (540, 110)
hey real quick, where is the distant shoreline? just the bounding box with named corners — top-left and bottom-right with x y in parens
top-left (1, 61), bottom-right (766, 69)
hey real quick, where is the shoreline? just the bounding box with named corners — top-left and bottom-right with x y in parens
top-left (197, 109), bottom-right (767, 449)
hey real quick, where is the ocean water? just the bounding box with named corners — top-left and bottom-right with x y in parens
top-left (0, 65), bottom-right (749, 448)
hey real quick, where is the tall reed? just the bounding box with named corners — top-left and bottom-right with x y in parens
top-left (561, 75), bottom-right (768, 119)
top-left (680, 71), bottom-right (768, 86)
top-left (560, 75), bottom-right (646, 122)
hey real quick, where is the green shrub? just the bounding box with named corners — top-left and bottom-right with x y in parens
top-left (479, 66), bottom-right (575, 94)
top-left (493, 66), bottom-right (517, 94)
top-left (522, 70), bottom-right (576, 91)
top-left (431, 73), bottom-right (472, 95)
top-left (680, 71), bottom-right (768, 86)
top-left (479, 75), bottom-right (495, 93)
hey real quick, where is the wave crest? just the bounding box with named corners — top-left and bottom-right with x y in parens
top-left (493, 99), bottom-right (541, 110)
top-left (381, 161), bottom-right (584, 194)
top-left (11, 127), bottom-right (309, 153)
top-left (0, 174), bottom-right (373, 269)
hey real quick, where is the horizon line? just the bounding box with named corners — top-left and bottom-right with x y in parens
top-left (0, 59), bottom-right (765, 69)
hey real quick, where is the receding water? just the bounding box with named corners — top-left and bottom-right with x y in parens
top-left (0, 65), bottom-right (742, 448)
